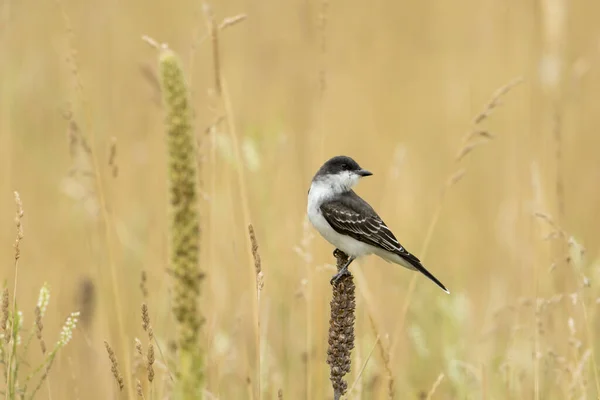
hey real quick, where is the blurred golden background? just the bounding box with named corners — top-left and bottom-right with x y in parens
top-left (1, 0), bottom-right (600, 398)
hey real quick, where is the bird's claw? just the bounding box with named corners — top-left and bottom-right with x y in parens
top-left (330, 267), bottom-right (351, 285)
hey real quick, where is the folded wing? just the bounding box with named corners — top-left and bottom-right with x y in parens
top-left (319, 192), bottom-right (421, 265)
top-left (320, 191), bottom-right (449, 294)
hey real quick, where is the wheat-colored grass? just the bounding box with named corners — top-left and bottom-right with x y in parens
top-left (1, 0), bottom-right (600, 398)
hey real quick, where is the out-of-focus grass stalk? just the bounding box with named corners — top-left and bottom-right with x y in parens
top-left (54, 2), bottom-right (134, 397)
top-left (540, 0), bottom-right (567, 394)
top-left (6, 191), bottom-right (24, 399)
top-left (310, 2), bottom-right (330, 396)
top-left (391, 78), bottom-right (523, 359)
top-left (159, 45), bottom-right (204, 398)
top-left (201, 5), bottom-right (259, 397)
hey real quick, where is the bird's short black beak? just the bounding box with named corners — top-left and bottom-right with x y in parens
top-left (357, 169), bottom-right (373, 177)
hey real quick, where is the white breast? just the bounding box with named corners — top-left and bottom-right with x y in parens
top-left (307, 180), bottom-right (375, 258)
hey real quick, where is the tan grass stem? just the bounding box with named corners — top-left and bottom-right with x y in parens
top-left (248, 224), bottom-right (265, 396)
top-left (425, 373), bottom-right (445, 400)
top-left (220, 76), bottom-right (261, 393)
top-left (55, 2), bottom-right (134, 397)
top-left (6, 191), bottom-right (24, 399)
top-left (347, 335), bottom-right (380, 396)
top-left (199, 6), bottom-right (258, 395)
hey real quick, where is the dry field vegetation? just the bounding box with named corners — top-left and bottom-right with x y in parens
top-left (2, 0), bottom-right (600, 399)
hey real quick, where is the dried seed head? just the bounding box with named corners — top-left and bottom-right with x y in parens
top-left (135, 337), bottom-right (143, 357)
top-left (58, 312), bottom-right (79, 346)
top-left (13, 311), bottom-right (23, 345)
top-left (147, 343), bottom-right (155, 383)
top-left (13, 191), bottom-right (24, 261)
top-left (140, 271), bottom-right (148, 298)
top-left (136, 380), bottom-right (144, 398)
top-left (36, 283), bottom-right (50, 318)
top-left (104, 340), bottom-right (125, 391)
top-left (248, 224), bottom-right (264, 291)
top-left (141, 303), bottom-right (153, 340)
top-left (327, 251), bottom-right (356, 399)
top-left (1, 288), bottom-right (9, 343)
top-left (34, 306), bottom-right (47, 354)
top-left (108, 136), bottom-right (118, 178)
top-left (159, 44), bottom-right (204, 394)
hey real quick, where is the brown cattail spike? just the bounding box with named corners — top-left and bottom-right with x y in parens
top-left (327, 249), bottom-right (356, 400)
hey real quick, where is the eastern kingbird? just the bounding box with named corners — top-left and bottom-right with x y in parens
top-left (307, 155), bottom-right (449, 293)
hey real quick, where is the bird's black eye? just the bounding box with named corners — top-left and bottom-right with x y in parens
top-left (341, 163), bottom-right (348, 170)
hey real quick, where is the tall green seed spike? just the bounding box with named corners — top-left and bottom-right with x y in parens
top-left (159, 48), bottom-right (204, 399)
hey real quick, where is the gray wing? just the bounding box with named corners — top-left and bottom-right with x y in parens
top-left (319, 191), bottom-right (421, 265)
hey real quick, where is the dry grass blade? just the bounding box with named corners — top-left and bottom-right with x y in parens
top-left (108, 136), bottom-right (118, 178)
top-left (446, 168), bottom-right (467, 189)
top-left (455, 139), bottom-right (489, 162)
top-left (141, 35), bottom-right (167, 50)
top-left (219, 14), bottom-right (247, 30)
top-left (368, 313), bottom-right (394, 399)
top-left (203, 3), bottom-right (221, 95)
top-left (425, 373), bottom-right (445, 400)
top-left (473, 77), bottom-right (523, 124)
top-left (347, 335), bottom-right (380, 396)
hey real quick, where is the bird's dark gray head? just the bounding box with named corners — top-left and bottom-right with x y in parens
top-left (315, 156), bottom-right (372, 177)
top-left (311, 156), bottom-right (372, 193)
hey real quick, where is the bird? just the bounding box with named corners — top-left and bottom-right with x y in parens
top-left (307, 155), bottom-right (449, 293)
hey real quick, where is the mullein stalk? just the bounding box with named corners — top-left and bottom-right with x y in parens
top-left (327, 249), bottom-right (356, 400)
top-left (159, 46), bottom-right (204, 399)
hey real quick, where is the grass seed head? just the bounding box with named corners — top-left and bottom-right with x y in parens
top-left (159, 44), bottom-right (204, 396)
top-left (104, 340), bottom-right (125, 391)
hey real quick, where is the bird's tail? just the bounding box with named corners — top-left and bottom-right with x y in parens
top-left (411, 261), bottom-right (450, 294)
top-left (379, 250), bottom-right (450, 294)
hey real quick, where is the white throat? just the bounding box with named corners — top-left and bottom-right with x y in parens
top-left (306, 171), bottom-right (371, 258)
top-left (308, 171), bottom-right (359, 209)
